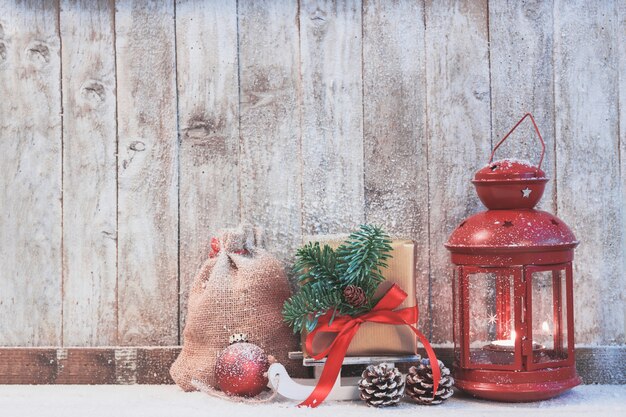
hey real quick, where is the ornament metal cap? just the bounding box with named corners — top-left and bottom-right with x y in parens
top-left (229, 333), bottom-right (248, 344)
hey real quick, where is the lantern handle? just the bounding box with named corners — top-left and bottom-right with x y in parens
top-left (489, 113), bottom-right (545, 171)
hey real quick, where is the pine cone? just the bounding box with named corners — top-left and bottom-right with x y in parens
top-left (405, 359), bottom-right (454, 405)
top-left (358, 363), bottom-right (405, 407)
top-left (343, 285), bottom-right (366, 308)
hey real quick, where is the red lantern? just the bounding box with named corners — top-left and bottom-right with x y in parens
top-left (445, 114), bottom-right (581, 402)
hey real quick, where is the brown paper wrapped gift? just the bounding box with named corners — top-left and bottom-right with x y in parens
top-left (302, 237), bottom-right (417, 357)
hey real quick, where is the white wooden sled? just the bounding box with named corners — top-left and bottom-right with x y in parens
top-left (267, 352), bottom-right (421, 401)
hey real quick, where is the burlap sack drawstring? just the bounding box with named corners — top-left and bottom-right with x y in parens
top-left (170, 223), bottom-right (305, 392)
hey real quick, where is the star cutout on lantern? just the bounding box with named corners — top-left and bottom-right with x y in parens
top-left (521, 187), bottom-right (532, 198)
top-left (488, 314), bottom-right (498, 325)
top-left (503, 220), bottom-right (514, 228)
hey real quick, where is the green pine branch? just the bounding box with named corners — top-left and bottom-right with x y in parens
top-left (282, 224), bottom-right (393, 334)
top-left (335, 224), bottom-right (393, 299)
top-left (282, 281), bottom-right (341, 333)
top-left (293, 242), bottom-right (340, 286)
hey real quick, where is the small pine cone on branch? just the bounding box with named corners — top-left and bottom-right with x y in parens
top-left (405, 359), bottom-right (454, 405)
top-left (358, 363), bottom-right (405, 407)
top-left (343, 285), bottom-right (366, 308)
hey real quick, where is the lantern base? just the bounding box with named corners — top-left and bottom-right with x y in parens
top-left (453, 365), bottom-right (581, 402)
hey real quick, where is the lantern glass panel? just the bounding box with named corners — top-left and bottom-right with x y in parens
top-left (531, 269), bottom-right (568, 364)
top-left (468, 272), bottom-right (515, 366)
top-left (453, 267), bottom-right (460, 363)
top-left (561, 270), bottom-right (569, 355)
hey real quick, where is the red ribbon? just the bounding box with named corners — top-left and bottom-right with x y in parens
top-left (208, 237), bottom-right (221, 258)
top-left (208, 237), bottom-right (249, 258)
top-left (299, 284), bottom-right (440, 408)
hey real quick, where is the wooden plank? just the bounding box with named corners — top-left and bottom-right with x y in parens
top-left (54, 349), bottom-right (116, 384)
top-left (0, 349), bottom-right (58, 384)
top-left (0, 347), bottom-right (178, 384)
top-left (554, 0), bottom-right (624, 344)
top-left (576, 346), bottom-right (626, 384)
top-left (115, 0), bottom-right (179, 345)
top-left (299, 0), bottom-right (364, 235)
top-left (0, 1), bottom-right (62, 345)
top-left (60, 0), bottom-right (118, 346)
top-left (0, 346), bottom-right (623, 384)
top-left (618, 0), bottom-right (626, 347)
top-left (425, 0), bottom-right (492, 343)
top-left (175, 0), bottom-right (240, 336)
top-left (136, 347), bottom-right (180, 384)
top-left (489, 0), bottom-right (556, 212)
top-left (114, 347), bottom-right (138, 384)
top-left (362, 0), bottom-right (430, 331)
top-left (238, 0), bottom-right (302, 263)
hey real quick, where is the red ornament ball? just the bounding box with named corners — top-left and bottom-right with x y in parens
top-left (215, 339), bottom-right (270, 397)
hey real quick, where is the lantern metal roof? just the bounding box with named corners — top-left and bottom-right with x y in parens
top-left (445, 209), bottom-right (578, 251)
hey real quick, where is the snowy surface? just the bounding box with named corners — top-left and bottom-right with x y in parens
top-left (0, 385), bottom-right (624, 417)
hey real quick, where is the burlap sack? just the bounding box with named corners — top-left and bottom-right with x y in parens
top-left (170, 224), bottom-right (303, 391)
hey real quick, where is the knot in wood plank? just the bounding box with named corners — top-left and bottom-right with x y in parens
top-left (25, 41), bottom-right (50, 66)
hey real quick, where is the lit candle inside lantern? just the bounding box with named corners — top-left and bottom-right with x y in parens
top-left (542, 321), bottom-right (550, 333)
top-left (490, 330), bottom-right (517, 349)
top-left (487, 328), bottom-right (545, 353)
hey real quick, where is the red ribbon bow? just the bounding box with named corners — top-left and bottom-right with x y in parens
top-left (299, 284), bottom-right (440, 408)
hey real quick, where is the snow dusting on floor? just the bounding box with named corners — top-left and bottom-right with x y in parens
top-left (0, 385), bottom-right (624, 417)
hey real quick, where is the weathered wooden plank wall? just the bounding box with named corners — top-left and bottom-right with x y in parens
top-left (115, 0), bottom-right (179, 346)
top-left (1, 0), bottom-right (625, 349)
top-left (175, 0), bottom-right (241, 332)
top-left (620, 0), bottom-right (626, 348)
top-left (300, 0), bottom-right (364, 237)
top-left (60, 0), bottom-right (117, 346)
top-left (425, 0), bottom-right (493, 343)
top-left (362, 0), bottom-right (430, 331)
top-left (239, 0), bottom-right (302, 263)
top-left (0, 1), bottom-right (62, 346)
top-left (554, 0), bottom-right (622, 345)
